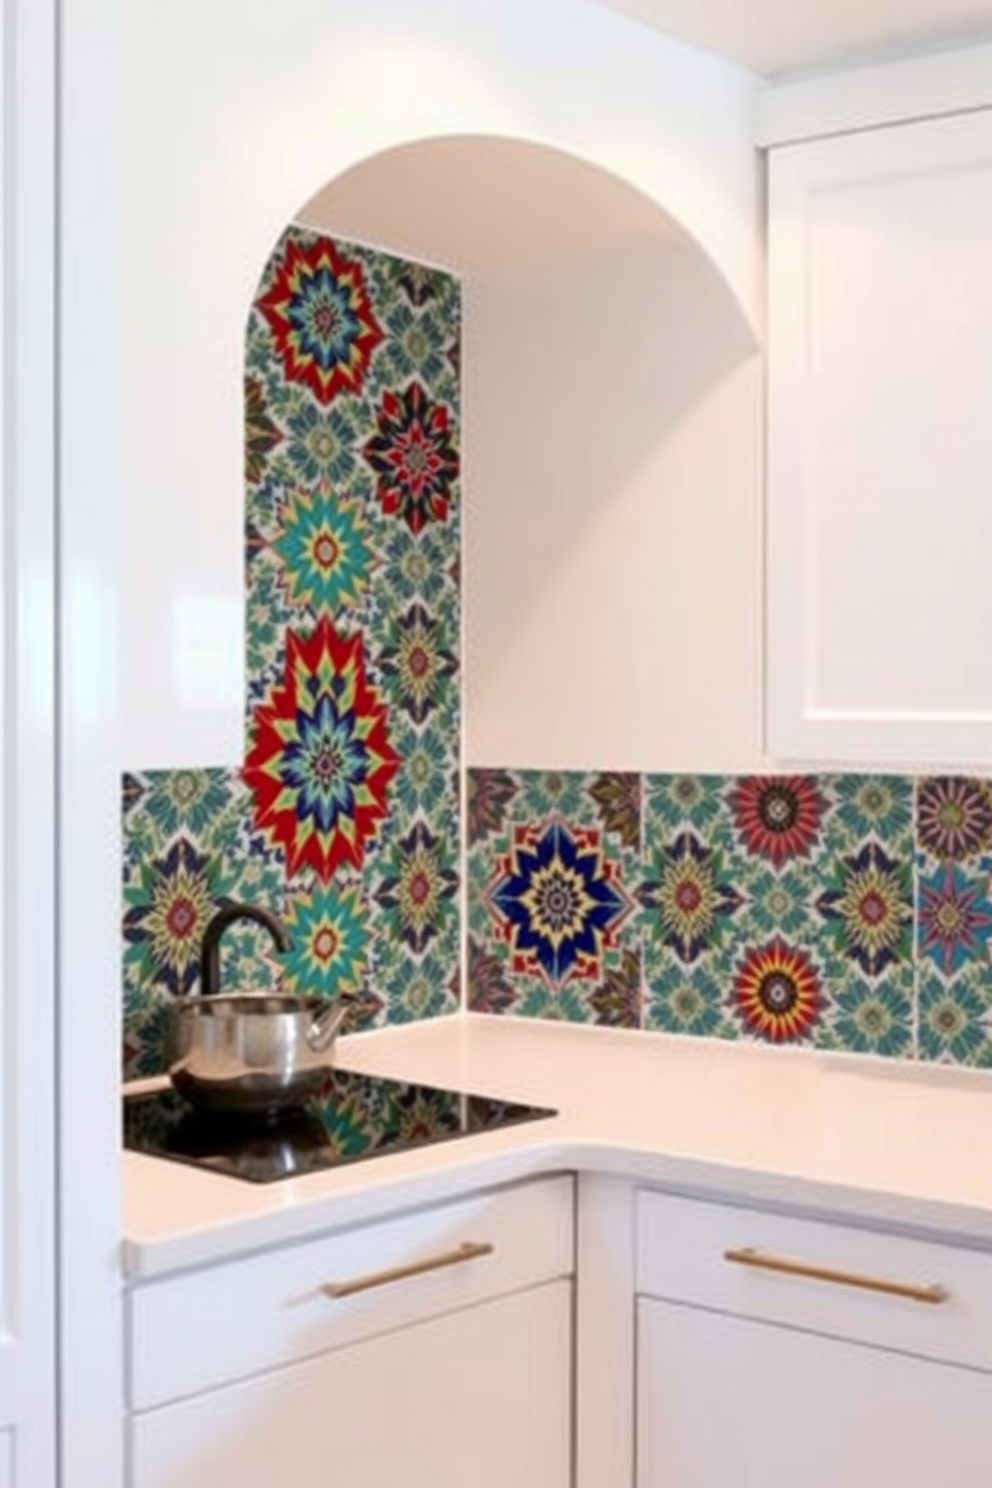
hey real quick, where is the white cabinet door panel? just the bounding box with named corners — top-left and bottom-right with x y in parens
top-left (638, 1297), bottom-right (992, 1488)
top-left (131, 1280), bottom-right (571, 1488)
top-left (768, 109), bottom-right (992, 766)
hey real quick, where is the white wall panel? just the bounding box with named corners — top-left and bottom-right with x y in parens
top-left (464, 244), bottom-right (762, 771)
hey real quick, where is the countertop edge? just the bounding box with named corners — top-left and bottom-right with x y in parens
top-left (123, 1135), bottom-right (992, 1281)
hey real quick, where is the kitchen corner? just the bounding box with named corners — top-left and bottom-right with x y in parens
top-left (124, 1013), bottom-right (992, 1281)
top-left (15, 2), bottom-right (992, 1486)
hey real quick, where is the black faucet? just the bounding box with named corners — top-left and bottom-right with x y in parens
top-left (198, 901), bottom-right (293, 998)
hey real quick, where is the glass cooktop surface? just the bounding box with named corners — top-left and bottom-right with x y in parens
top-left (123, 1069), bottom-right (556, 1185)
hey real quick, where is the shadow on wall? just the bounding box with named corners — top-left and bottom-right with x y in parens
top-left (463, 239), bottom-right (757, 710)
top-left (299, 135), bottom-right (761, 774)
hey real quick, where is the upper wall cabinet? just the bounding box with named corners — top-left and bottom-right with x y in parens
top-left (767, 109), bottom-right (992, 769)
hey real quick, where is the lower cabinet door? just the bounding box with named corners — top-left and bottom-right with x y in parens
top-left (638, 1298), bottom-right (992, 1488)
top-left (131, 1280), bottom-right (571, 1488)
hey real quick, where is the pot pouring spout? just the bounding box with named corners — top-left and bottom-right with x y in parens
top-left (307, 1000), bottom-right (349, 1054)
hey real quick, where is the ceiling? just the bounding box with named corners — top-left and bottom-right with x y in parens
top-left (300, 137), bottom-right (677, 278)
top-left (599, 0), bottom-right (992, 76)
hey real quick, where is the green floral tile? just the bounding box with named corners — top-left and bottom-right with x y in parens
top-left (644, 962), bottom-right (735, 1040)
top-left (639, 827), bottom-right (744, 968)
top-left (370, 595), bottom-right (458, 728)
top-left (122, 991), bottom-right (174, 1082)
top-left (370, 816), bottom-right (460, 961)
top-left (918, 963), bottom-right (992, 1067)
top-left (834, 774), bottom-right (912, 847)
top-left (391, 718), bottom-right (456, 820)
top-left (379, 524), bottom-right (458, 610)
top-left (644, 774), bottom-right (729, 842)
top-left (814, 838), bottom-right (913, 982)
top-left (814, 778), bottom-right (915, 1055)
top-left (827, 967), bottom-right (914, 1059)
top-left (515, 769), bottom-right (600, 824)
top-left (122, 768), bottom-right (288, 1074)
top-left (375, 939), bottom-right (459, 1025)
top-left (281, 876), bottom-right (371, 1000)
top-left (746, 864), bottom-right (818, 938)
top-left (281, 394), bottom-right (364, 489)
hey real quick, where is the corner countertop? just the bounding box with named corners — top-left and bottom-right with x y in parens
top-left (123, 1014), bottom-right (992, 1279)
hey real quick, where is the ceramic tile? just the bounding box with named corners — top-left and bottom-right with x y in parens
top-left (914, 777), bottom-right (992, 1066)
top-left (815, 779), bottom-right (914, 991)
top-left (825, 964), bottom-right (915, 1060)
top-left (917, 962), bottom-right (992, 1068)
top-left (916, 777), bottom-right (992, 865)
top-left (466, 769), bottom-right (641, 1028)
top-left (642, 775), bottom-right (831, 1048)
top-left (643, 961), bottom-right (735, 1040)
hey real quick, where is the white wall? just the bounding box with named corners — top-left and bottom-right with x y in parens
top-left (119, 0), bottom-right (760, 769)
top-left (464, 245), bottom-right (763, 771)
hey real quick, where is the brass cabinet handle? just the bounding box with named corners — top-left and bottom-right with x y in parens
top-left (322, 1241), bottom-right (495, 1300)
top-left (723, 1247), bottom-right (949, 1305)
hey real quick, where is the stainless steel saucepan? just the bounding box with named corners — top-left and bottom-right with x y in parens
top-left (169, 902), bottom-right (349, 1114)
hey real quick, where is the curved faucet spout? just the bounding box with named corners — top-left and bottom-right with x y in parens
top-left (198, 901), bottom-right (292, 998)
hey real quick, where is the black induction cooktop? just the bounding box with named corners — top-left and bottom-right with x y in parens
top-left (123, 1069), bottom-right (556, 1185)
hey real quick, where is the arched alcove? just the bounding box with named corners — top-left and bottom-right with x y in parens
top-left (294, 135), bottom-right (761, 772)
top-left (121, 132), bottom-right (763, 1073)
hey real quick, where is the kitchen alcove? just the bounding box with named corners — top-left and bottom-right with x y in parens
top-left (123, 134), bottom-right (760, 1071)
top-left (300, 135), bottom-right (760, 774)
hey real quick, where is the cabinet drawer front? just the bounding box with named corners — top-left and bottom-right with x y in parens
top-left (130, 1175), bottom-right (573, 1410)
top-left (130, 1280), bottom-right (572, 1488)
top-left (636, 1190), bottom-right (992, 1371)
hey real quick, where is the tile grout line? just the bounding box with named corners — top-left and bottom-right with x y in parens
top-left (638, 769), bottom-right (647, 1033)
top-left (911, 774), bottom-right (920, 1063)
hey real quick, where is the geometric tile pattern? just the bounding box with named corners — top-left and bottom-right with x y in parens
top-left (123, 230), bottom-right (461, 1075)
top-left (469, 770), bottom-right (992, 1067)
top-left (915, 777), bottom-right (992, 1068)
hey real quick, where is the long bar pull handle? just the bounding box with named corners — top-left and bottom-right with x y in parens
top-left (724, 1247), bottom-right (949, 1305)
top-left (322, 1241), bottom-right (495, 1300)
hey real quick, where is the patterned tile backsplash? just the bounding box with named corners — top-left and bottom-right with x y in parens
top-left (119, 228), bottom-right (992, 1085)
top-left (468, 769), bottom-right (992, 1069)
top-left (123, 228), bottom-right (462, 1077)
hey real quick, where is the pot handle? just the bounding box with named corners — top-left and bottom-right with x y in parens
top-left (307, 1000), bottom-right (349, 1054)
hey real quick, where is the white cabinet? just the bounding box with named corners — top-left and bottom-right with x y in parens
top-left (126, 1176), bottom-right (574, 1488)
top-left (635, 1190), bottom-right (992, 1488)
top-left (638, 1298), bottom-right (992, 1488)
top-left (132, 1279), bottom-right (571, 1488)
top-left (767, 108), bottom-right (992, 767)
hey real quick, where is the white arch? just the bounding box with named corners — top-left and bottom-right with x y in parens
top-left (120, 0), bottom-right (760, 767)
top-left (291, 135), bottom-right (756, 354)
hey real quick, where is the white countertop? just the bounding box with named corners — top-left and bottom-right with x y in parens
top-left (124, 1014), bottom-right (992, 1278)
